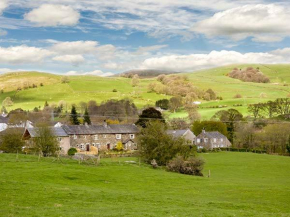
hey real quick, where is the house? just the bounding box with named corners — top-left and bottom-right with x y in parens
top-left (62, 122), bottom-right (139, 152)
top-left (195, 130), bottom-right (231, 150)
top-left (166, 129), bottom-right (196, 144)
top-left (0, 113), bottom-right (8, 132)
top-left (22, 122), bottom-right (139, 155)
top-left (22, 127), bottom-right (70, 154)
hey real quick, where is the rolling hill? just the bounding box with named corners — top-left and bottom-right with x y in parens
top-left (0, 64), bottom-right (290, 119)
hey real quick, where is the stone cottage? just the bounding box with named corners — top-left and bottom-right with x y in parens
top-left (166, 129), bottom-right (196, 144)
top-left (62, 122), bottom-right (139, 152)
top-left (195, 130), bottom-right (231, 150)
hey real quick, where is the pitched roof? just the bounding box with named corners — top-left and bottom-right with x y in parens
top-left (26, 127), bottom-right (68, 137)
top-left (166, 129), bottom-right (189, 138)
top-left (62, 124), bottom-right (139, 135)
top-left (198, 131), bottom-right (226, 139)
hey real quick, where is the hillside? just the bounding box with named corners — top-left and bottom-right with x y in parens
top-left (119, 69), bottom-right (177, 78)
top-left (0, 64), bottom-right (290, 119)
top-left (0, 152), bottom-right (289, 216)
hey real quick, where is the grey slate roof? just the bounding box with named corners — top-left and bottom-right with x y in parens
top-left (166, 129), bottom-right (188, 138)
top-left (62, 124), bottom-right (139, 135)
top-left (198, 131), bottom-right (226, 139)
top-left (27, 127), bottom-right (68, 137)
top-left (0, 116), bottom-right (8, 124)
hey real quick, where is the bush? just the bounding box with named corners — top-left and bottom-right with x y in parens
top-left (68, 148), bottom-right (78, 156)
top-left (112, 89), bottom-right (117, 92)
top-left (0, 129), bottom-right (24, 153)
top-left (167, 156), bottom-right (204, 176)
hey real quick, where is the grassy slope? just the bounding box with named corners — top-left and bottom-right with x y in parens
top-left (0, 152), bottom-right (290, 216)
top-left (0, 64), bottom-right (290, 119)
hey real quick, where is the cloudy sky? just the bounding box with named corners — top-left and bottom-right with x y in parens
top-left (0, 0), bottom-right (290, 76)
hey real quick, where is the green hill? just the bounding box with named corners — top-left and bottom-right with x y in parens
top-left (0, 64), bottom-right (290, 119)
top-left (0, 152), bottom-right (289, 216)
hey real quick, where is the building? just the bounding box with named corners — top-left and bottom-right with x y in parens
top-left (0, 112), bottom-right (33, 132)
top-left (195, 130), bottom-right (231, 150)
top-left (166, 129), bottom-right (196, 144)
top-left (22, 122), bottom-right (139, 155)
top-left (22, 127), bottom-right (70, 154)
top-left (0, 113), bottom-right (8, 132)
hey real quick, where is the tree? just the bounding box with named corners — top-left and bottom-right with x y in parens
top-left (184, 104), bottom-right (200, 122)
top-left (70, 105), bottom-right (80, 125)
top-left (168, 118), bottom-right (190, 130)
top-left (61, 76), bottom-right (70, 83)
top-left (169, 96), bottom-right (183, 113)
top-left (83, 108), bottom-right (91, 125)
top-left (138, 121), bottom-right (195, 165)
top-left (33, 126), bottom-right (58, 157)
top-left (234, 122), bottom-right (256, 149)
top-left (192, 120), bottom-right (228, 136)
top-left (212, 109), bottom-right (243, 143)
top-left (248, 103), bottom-right (264, 119)
top-left (44, 101), bottom-right (49, 108)
top-left (0, 129), bottom-right (24, 153)
top-left (2, 97), bottom-right (13, 107)
top-left (135, 107), bottom-right (165, 128)
top-left (131, 74), bottom-right (140, 87)
top-left (155, 99), bottom-right (169, 110)
top-left (205, 89), bottom-right (217, 100)
top-left (115, 141), bottom-right (123, 151)
top-left (1, 106), bottom-right (7, 113)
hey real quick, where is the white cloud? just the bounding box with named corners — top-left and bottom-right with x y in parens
top-left (0, 28), bottom-right (7, 36)
top-left (95, 44), bottom-right (117, 60)
top-left (134, 45), bottom-right (167, 55)
top-left (141, 50), bottom-right (287, 72)
top-left (51, 40), bottom-right (99, 54)
top-left (0, 0), bottom-right (8, 14)
top-left (65, 70), bottom-right (114, 77)
top-left (24, 4), bottom-right (80, 27)
top-left (191, 4), bottom-right (290, 42)
top-left (0, 45), bottom-right (52, 64)
top-left (52, 54), bottom-right (85, 65)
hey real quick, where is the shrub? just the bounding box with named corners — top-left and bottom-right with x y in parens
top-left (113, 89), bottom-right (117, 92)
top-left (0, 129), bottom-right (24, 153)
top-left (68, 148), bottom-right (78, 156)
top-left (167, 156), bottom-right (204, 176)
top-left (234, 94), bottom-right (242, 98)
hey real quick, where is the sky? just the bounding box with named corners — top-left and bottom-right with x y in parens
top-left (1, 0), bottom-right (290, 76)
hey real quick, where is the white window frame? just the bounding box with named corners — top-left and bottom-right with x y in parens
top-left (196, 139), bottom-right (200, 144)
top-left (221, 138), bottom-right (224, 142)
top-left (80, 143), bottom-right (85, 150)
top-left (116, 134), bottom-right (122, 140)
top-left (204, 138), bottom-right (208, 143)
top-left (213, 138), bottom-right (217, 143)
top-left (57, 137), bottom-right (62, 142)
top-left (130, 134), bottom-right (135, 139)
top-left (103, 134), bottom-right (107, 138)
top-left (94, 135), bottom-right (98, 140)
top-left (73, 135), bottom-right (77, 139)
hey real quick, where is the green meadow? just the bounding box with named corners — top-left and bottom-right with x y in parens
top-left (0, 64), bottom-right (290, 119)
top-left (0, 152), bottom-right (289, 216)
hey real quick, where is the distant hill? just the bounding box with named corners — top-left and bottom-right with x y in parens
top-left (119, 69), bottom-right (178, 78)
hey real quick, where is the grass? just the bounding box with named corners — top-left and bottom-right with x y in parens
top-left (1, 64), bottom-right (290, 119)
top-left (0, 152), bottom-right (290, 216)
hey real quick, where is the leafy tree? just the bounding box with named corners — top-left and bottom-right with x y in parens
top-left (33, 126), bottom-right (58, 157)
top-left (2, 97), bottom-right (13, 107)
top-left (131, 74), bottom-right (140, 87)
top-left (70, 105), bottom-right (80, 125)
top-left (205, 88), bottom-right (217, 100)
top-left (0, 129), bottom-right (24, 153)
top-left (1, 106), bottom-right (7, 113)
top-left (138, 121), bottom-right (195, 165)
top-left (135, 107), bottom-right (165, 128)
top-left (155, 99), bottom-right (169, 110)
top-left (169, 96), bottom-right (183, 113)
top-left (83, 108), bottom-right (91, 125)
top-left (168, 118), bottom-right (190, 130)
top-left (61, 76), bottom-right (70, 83)
top-left (248, 103), bottom-right (264, 119)
top-left (192, 120), bottom-right (228, 136)
top-left (115, 141), bottom-right (123, 151)
top-left (44, 101), bottom-right (49, 108)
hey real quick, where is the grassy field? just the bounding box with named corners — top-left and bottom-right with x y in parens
top-left (1, 64), bottom-right (290, 119)
top-left (0, 152), bottom-right (290, 216)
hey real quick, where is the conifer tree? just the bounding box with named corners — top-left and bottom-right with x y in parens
top-left (83, 108), bottom-right (91, 125)
top-left (70, 105), bottom-right (80, 125)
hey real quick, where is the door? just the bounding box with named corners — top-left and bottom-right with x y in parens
top-left (107, 143), bottom-right (110, 150)
top-left (86, 144), bottom-right (90, 151)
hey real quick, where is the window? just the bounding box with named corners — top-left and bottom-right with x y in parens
top-left (84, 135), bottom-right (86, 139)
top-left (130, 134), bottom-right (135, 139)
top-left (80, 143), bottom-right (85, 149)
top-left (204, 138), bottom-right (208, 143)
top-left (92, 143), bottom-right (95, 147)
top-left (57, 137), bottom-right (62, 142)
top-left (103, 134), bottom-right (107, 138)
top-left (94, 135), bottom-right (98, 140)
top-left (196, 139), bottom-right (200, 144)
top-left (96, 143), bottom-right (100, 148)
top-left (73, 135), bottom-right (77, 139)
top-left (116, 134), bottom-right (121, 139)
top-left (213, 138), bottom-right (217, 143)
top-left (221, 138), bottom-right (224, 142)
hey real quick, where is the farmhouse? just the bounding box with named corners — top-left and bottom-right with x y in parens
top-left (22, 122), bottom-right (139, 155)
top-left (0, 113), bottom-right (8, 132)
top-left (166, 129), bottom-right (196, 144)
top-left (195, 130), bottom-right (231, 150)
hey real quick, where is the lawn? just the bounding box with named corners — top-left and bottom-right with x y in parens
top-left (0, 152), bottom-right (289, 216)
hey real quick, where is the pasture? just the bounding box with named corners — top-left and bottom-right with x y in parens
top-left (0, 152), bottom-right (290, 216)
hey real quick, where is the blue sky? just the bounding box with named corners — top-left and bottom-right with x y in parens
top-left (0, 0), bottom-right (290, 76)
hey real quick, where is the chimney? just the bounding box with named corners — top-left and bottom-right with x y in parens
top-left (202, 129), bottom-right (206, 134)
top-left (103, 120), bottom-right (108, 128)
